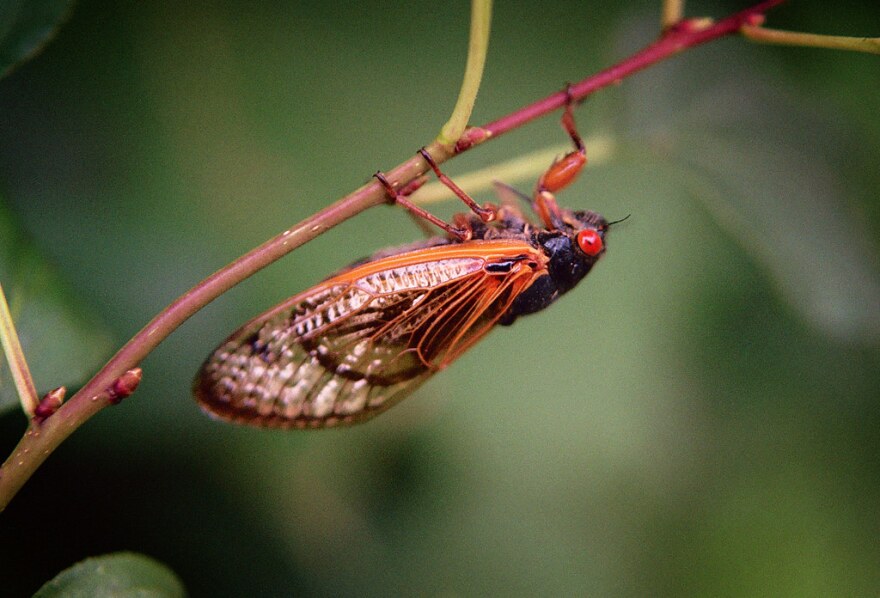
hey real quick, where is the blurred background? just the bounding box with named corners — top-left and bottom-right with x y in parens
top-left (1, 0), bottom-right (878, 595)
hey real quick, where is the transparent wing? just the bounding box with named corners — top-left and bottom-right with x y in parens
top-left (194, 242), bottom-right (547, 429)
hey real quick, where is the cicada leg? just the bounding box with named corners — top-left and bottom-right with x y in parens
top-left (375, 148), bottom-right (498, 242)
top-left (373, 170), bottom-right (471, 240)
top-left (534, 85), bottom-right (587, 230)
top-left (417, 148), bottom-right (497, 224)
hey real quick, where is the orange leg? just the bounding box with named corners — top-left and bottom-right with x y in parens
top-left (417, 148), bottom-right (496, 223)
top-left (534, 86), bottom-right (588, 230)
top-left (375, 148), bottom-right (500, 241)
top-left (374, 170), bottom-right (474, 241)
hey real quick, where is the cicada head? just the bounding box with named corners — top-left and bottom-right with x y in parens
top-left (533, 209), bottom-right (610, 295)
top-left (571, 209), bottom-right (609, 256)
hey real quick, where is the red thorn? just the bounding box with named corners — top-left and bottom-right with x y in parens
top-left (33, 386), bottom-right (67, 424)
top-left (107, 368), bottom-right (143, 405)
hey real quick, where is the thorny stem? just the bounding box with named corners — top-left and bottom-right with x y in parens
top-left (0, 0), bottom-right (790, 511)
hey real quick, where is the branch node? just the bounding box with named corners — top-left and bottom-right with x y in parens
top-left (33, 387), bottom-right (66, 425)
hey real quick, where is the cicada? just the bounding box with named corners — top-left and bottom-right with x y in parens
top-left (194, 102), bottom-right (621, 428)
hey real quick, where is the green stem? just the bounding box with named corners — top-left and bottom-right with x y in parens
top-left (741, 25), bottom-right (880, 55)
top-left (661, 0), bottom-right (685, 30)
top-left (438, 0), bottom-right (492, 147)
top-left (0, 283), bottom-right (39, 416)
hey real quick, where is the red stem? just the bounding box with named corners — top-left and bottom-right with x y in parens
top-left (0, 0), bottom-right (786, 511)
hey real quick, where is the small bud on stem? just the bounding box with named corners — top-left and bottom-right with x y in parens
top-left (32, 387), bottom-right (67, 424)
top-left (454, 127), bottom-right (492, 153)
top-left (106, 368), bottom-right (143, 405)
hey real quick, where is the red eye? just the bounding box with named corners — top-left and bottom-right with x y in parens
top-left (577, 229), bottom-right (603, 256)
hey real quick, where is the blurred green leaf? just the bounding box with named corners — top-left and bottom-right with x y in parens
top-left (673, 115), bottom-right (880, 345)
top-left (33, 552), bottom-right (186, 598)
top-left (0, 0), bottom-right (73, 79)
top-left (613, 36), bottom-right (880, 345)
top-left (0, 201), bottom-right (112, 415)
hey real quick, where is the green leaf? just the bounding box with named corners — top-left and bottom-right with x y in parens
top-left (0, 0), bottom-right (74, 79)
top-left (0, 200), bottom-right (112, 415)
top-left (33, 552), bottom-right (186, 598)
top-left (611, 35), bottom-right (880, 345)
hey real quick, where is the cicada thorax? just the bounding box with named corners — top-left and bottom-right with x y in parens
top-left (194, 242), bottom-right (549, 429)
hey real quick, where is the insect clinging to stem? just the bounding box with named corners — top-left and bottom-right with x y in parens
top-left (194, 95), bottom-right (622, 429)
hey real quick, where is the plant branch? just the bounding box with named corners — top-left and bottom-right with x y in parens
top-left (0, 0), bottom-right (789, 511)
top-left (741, 25), bottom-right (880, 55)
top-left (0, 168), bottom-right (410, 511)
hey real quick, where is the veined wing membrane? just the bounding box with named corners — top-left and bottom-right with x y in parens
top-left (195, 241), bottom-right (547, 428)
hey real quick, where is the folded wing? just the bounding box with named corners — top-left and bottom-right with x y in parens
top-left (194, 242), bottom-right (547, 428)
